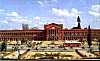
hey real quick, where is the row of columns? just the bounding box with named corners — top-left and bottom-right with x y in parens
top-left (47, 29), bottom-right (58, 41)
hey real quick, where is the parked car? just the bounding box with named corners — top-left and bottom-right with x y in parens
top-left (50, 46), bottom-right (55, 48)
top-left (41, 46), bottom-right (47, 48)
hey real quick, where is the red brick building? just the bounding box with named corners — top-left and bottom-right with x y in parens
top-left (0, 16), bottom-right (100, 41)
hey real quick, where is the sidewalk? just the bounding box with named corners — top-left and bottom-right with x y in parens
top-left (76, 49), bottom-right (96, 58)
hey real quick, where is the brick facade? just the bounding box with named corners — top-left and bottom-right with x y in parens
top-left (0, 23), bottom-right (100, 41)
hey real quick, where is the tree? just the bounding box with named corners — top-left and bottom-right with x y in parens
top-left (87, 25), bottom-right (92, 48)
top-left (1, 40), bottom-right (7, 52)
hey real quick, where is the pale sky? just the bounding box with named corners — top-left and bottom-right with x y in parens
top-left (0, 0), bottom-right (100, 30)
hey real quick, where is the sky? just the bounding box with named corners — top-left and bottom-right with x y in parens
top-left (0, 0), bottom-right (100, 30)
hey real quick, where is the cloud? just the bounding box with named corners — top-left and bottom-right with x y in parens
top-left (88, 5), bottom-right (100, 17)
top-left (50, 8), bottom-right (81, 17)
top-left (5, 12), bottom-right (32, 24)
top-left (7, 12), bottom-right (19, 17)
top-left (34, 16), bottom-right (40, 20)
top-left (97, 18), bottom-right (100, 21)
top-left (51, 8), bottom-right (70, 16)
top-left (0, 21), bottom-right (8, 24)
top-left (0, 10), bottom-right (33, 30)
top-left (0, 20), bottom-right (9, 29)
top-left (39, 21), bottom-right (46, 25)
top-left (34, 24), bottom-right (39, 27)
top-left (0, 9), bottom-right (5, 14)
top-left (19, 19), bottom-right (28, 22)
top-left (89, 11), bottom-right (100, 17)
top-left (5, 11), bottom-right (32, 23)
top-left (37, 1), bottom-right (44, 7)
top-left (57, 19), bottom-right (65, 22)
top-left (8, 17), bottom-right (32, 24)
top-left (37, 0), bottom-right (59, 7)
top-left (0, 9), bottom-right (5, 12)
top-left (51, 0), bottom-right (58, 3)
top-left (71, 8), bottom-right (81, 16)
top-left (1, 17), bottom-right (33, 30)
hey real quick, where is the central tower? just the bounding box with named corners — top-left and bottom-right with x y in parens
top-left (44, 23), bottom-right (63, 41)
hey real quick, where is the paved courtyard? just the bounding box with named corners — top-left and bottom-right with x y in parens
top-left (0, 40), bottom-right (100, 60)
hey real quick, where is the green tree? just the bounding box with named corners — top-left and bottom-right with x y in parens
top-left (87, 25), bottom-right (92, 48)
top-left (1, 40), bottom-right (7, 52)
